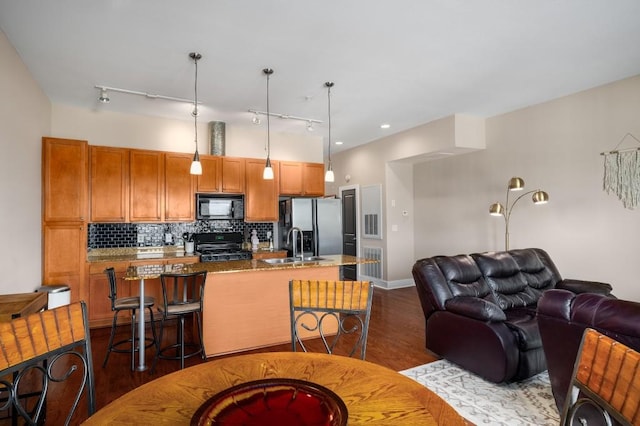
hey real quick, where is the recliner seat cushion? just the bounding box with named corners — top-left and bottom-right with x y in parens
top-left (504, 308), bottom-right (542, 351)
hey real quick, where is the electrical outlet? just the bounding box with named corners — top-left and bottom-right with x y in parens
top-left (137, 234), bottom-right (145, 244)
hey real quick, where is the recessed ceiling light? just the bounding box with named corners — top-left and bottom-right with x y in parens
top-left (335, 141), bottom-right (343, 145)
top-left (380, 123), bottom-right (390, 129)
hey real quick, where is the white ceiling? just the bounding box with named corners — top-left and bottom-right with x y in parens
top-left (2, 0), bottom-right (640, 154)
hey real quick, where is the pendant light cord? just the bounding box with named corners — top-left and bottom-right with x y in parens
top-left (266, 70), bottom-right (271, 157)
top-left (193, 55), bottom-right (199, 155)
top-left (327, 83), bottom-right (332, 164)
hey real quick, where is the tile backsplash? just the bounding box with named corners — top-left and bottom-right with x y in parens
top-left (89, 221), bottom-right (275, 250)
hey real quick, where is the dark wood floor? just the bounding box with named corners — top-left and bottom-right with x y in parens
top-left (60, 286), bottom-right (439, 424)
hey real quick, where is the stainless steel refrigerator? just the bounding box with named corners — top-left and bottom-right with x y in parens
top-left (279, 198), bottom-right (342, 256)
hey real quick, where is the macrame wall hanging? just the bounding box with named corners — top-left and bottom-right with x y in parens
top-left (601, 133), bottom-right (640, 209)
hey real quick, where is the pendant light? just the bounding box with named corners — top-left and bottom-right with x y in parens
top-left (189, 52), bottom-right (203, 175)
top-left (263, 68), bottom-right (274, 180)
top-left (324, 81), bottom-right (335, 183)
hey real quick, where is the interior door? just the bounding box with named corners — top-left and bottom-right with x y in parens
top-left (341, 188), bottom-right (357, 280)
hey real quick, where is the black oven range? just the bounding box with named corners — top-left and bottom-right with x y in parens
top-left (193, 232), bottom-right (251, 262)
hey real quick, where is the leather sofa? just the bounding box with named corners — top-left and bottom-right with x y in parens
top-left (537, 289), bottom-right (640, 412)
top-left (412, 248), bottom-right (612, 383)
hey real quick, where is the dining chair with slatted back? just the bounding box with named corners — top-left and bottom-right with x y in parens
top-left (0, 301), bottom-right (96, 425)
top-left (103, 267), bottom-right (157, 371)
top-left (289, 279), bottom-right (374, 360)
top-left (152, 270), bottom-right (207, 373)
top-left (561, 328), bottom-right (640, 426)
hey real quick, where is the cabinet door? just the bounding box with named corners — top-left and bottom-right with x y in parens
top-left (90, 146), bottom-right (129, 222)
top-left (43, 223), bottom-right (86, 304)
top-left (165, 152), bottom-right (195, 221)
top-left (42, 137), bottom-right (88, 222)
top-left (244, 158), bottom-right (279, 222)
top-left (130, 150), bottom-right (164, 222)
top-left (197, 155), bottom-right (222, 193)
top-left (279, 161), bottom-right (303, 195)
top-left (87, 262), bottom-right (130, 326)
top-left (222, 157), bottom-right (246, 193)
top-left (303, 162), bottom-right (325, 196)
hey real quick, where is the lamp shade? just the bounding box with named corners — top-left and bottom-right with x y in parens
top-left (489, 202), bottom-right (504, 216)
top-left (325, 169), bottom-right (335, 183)
top-left (190, 150), bottom-right (202, 175)
top-left (532, 190), bottom-right (549, 204)
top-left (263, 157), bottom-right (274, 180)
top-left (508, 177), bottom-right (525, 191)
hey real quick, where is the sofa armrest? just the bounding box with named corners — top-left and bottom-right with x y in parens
top-left (557, 279), bottom-right (612, 295)
top-left (445, 297), bottom-right (506, 322)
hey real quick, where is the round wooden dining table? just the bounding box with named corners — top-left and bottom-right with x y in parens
top-left (83, 352), bottom-right (468, 425)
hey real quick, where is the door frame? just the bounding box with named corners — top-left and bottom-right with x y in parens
top-left (339, 184), bottom-right (360, 274)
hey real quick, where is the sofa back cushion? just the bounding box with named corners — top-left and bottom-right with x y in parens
top-left (510, 248), bottom-right (561, 298)
top-left (412, 254), bottom-right (494, 316)
top-left (472, 251), bottom-right (538, 310)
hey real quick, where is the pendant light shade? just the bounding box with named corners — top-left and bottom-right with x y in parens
top-left (263, 68), bottom-right (274, 180)
top-left (189, 52), bottom-right (202, 175)
top-left (325, 81), bottom-right (335, 183)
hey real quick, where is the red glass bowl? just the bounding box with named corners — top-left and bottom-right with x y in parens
top-left (191, 378), bottom-right (348, 426)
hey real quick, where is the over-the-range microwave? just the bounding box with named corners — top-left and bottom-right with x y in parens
top-left (196, 194), bottom-right (244, 220)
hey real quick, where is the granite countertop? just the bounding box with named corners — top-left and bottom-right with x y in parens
top-left (88, 247), bottom-right (375, 275)
top-left (185, 254), bottom-right (373, 274)
top-left (87, 247), bottom-right (199, 263)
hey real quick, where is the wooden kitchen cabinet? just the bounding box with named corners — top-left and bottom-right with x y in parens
top-left (278, 161), bottom-right (325, 196)
top-left (302, 162), bottom-right (325, 196)
top-left (90, 145), bottom-right (129, 222)
top-left (42, 137), bottom-right (88, 306)
top-left (130, 149), bottom-right (164, 222)
top-left (42, 137), bottom-right (88, 222)
top-left (279, 161), bottom-right (303, 195)
top-left (221, 156), bottom-right (245, 193)
top-left (197, 155), bottom-right (222, 193)
top-left (164, 152), bottom-right (195, 221)
top-left (244, 158), bottom-right (279, 222)
top-left (87, 261), bottom-right (130, 327)
top-left (43, 223), bottom-right (87, 305)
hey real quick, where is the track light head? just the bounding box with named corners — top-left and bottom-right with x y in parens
top-left (98, 88), bottom-right (110, 103)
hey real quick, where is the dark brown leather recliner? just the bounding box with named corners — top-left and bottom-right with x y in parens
top-left (412, 248), bottom-right (612, 383)
top-left (537, 289), bottom-right (640, 412)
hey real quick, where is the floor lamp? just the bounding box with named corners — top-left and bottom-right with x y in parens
top-left (489, 177), bottom-right (549, 250)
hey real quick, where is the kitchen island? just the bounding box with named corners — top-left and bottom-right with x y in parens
top-left (187, 254), bottom-right (372, 357)
top-left (87, 250), bottom-right (373, 357)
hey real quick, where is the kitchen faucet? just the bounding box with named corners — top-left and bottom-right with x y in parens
top-left (286, 227), bottom-right (304, 261)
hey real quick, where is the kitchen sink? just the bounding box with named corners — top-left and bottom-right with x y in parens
top-left (261, 256), bottom-right (327, 265)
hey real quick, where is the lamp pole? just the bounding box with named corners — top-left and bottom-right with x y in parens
top-left (489, 177), bottom-right (549, 251)
top-left (503, 190), bottom-right (541, 251)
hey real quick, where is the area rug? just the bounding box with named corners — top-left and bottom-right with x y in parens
top-left (400, 360), bottom-right (561, 425)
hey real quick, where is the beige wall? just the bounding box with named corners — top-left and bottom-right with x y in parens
top-left (414, 75), bottom-right (640, 300)
top-left (52, 104), bottom-right (323, 162)
top-left (334, 77), bottom-right (640, 300)
top-left (0, 30), bottom-right (51, 293)
top-left (330, 115), bottom-right (485, 286)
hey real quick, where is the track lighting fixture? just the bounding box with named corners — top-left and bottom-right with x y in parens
top-left (247, 109), bottom-right (322, 127)
top-left (99, 88), bottom-right (110, 103)
top-left (189, 52), bottom-right (203, 175)
top-left (94, 85), bottom-right (197, 104)
top-left (262, 68), bottom-right (274, 180)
